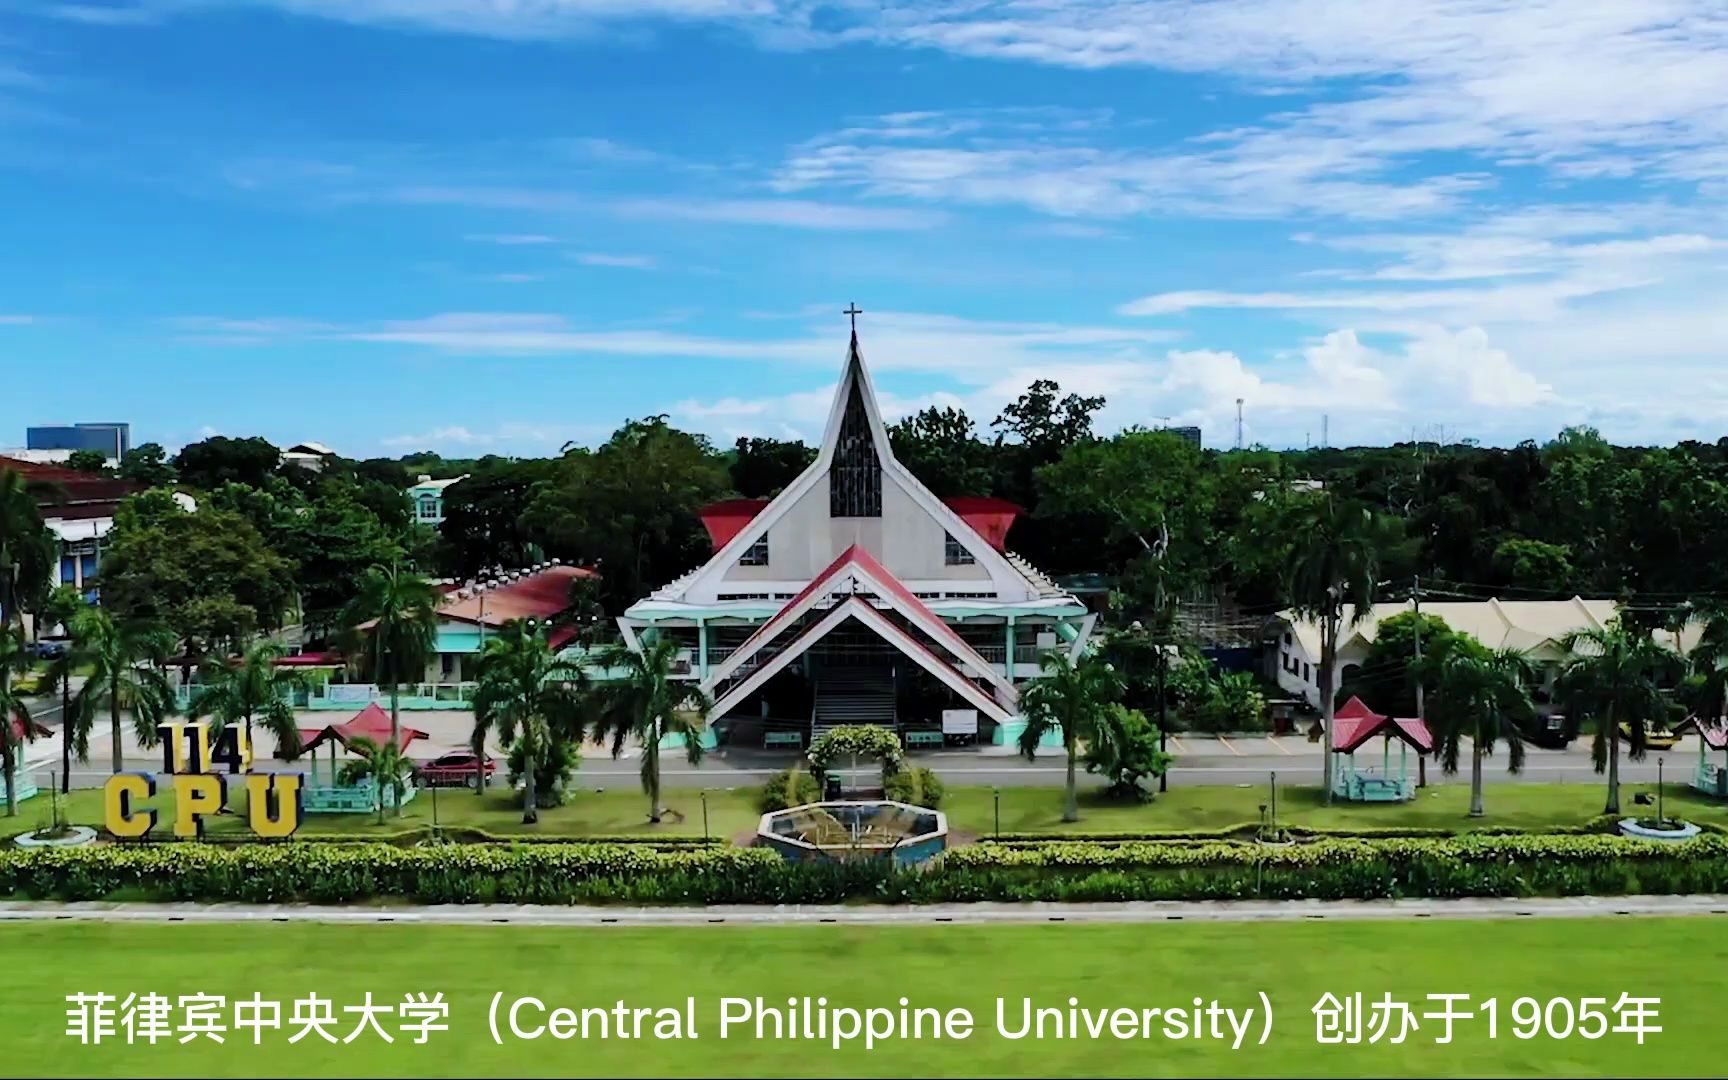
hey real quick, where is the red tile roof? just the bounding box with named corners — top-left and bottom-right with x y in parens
top-left (697, 498), bottom-right (770, 548)
top-left (437, 564), bottom-right (597, 628)
top-left (297, 703), bottom-right (430, 755)
top-left (1331, 695), bottom-right (1433, 754)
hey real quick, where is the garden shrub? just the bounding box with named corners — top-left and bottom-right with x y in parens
top-left (758, 765), bottom-right (821, 812)
top-left (884, 766), bottom-right (945, 809)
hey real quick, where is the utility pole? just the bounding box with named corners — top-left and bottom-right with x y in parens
top-left (1322, 413), bottom-right (1329, 449)
top-left (1413, 574), bottom-right (1427, 789)
top-left (1235, 398), bottom-right (1244, 450)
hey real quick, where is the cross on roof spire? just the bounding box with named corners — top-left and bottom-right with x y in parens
top-left (844, 302), bottom-right (863, 332)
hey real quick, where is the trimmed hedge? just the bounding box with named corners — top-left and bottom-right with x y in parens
top-left (5, 833), bottom-right (1728, 906)
top-left (980, 817), bottom-right (1632, 844)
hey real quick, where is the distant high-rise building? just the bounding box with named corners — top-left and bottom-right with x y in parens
top-left (27, 422), bottom-right (130, 460)
top-left (1165, 425), bottom-right (1202, 448)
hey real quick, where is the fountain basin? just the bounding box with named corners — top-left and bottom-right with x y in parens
top-left (757, 801), bottom-right (947, 867)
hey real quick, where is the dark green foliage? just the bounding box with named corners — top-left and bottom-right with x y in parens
top-left (173, 435), bottom-right (282, 491)
top-left (1082, 705), bottom-right (1168, 799)
top-left (118, 443), bottom-right (176, 488)
top-left (65, 450), bottom-right (109, 474)
top-left (505, 734), bottom-right (581, 808)
top-left (729, 437), bottom-right (816, 498)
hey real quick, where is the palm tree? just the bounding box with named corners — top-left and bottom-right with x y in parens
top-left (187, 638), bottom-right (308, 759)
top-left (0, 627), bottom-right (48, 816)
top-left (1428, 646), bottom-right (1534, 817)
top-left (0, 467), bottom-right (55, 632)
top-left (1557, 620), bottom-right (1681, 816)
top-left (1675, 599), bottom-right (1728, 730)
top-left (339, 561), bottom-right (438, 814)
top-left (65, 606), bottom-right (177, 773)
top-left (337, 735), bottom-right (418, 826)
top-left (589, 637), bottom-right (709, 824)
top-left (41, 585), bottom-right (89, 793)
top-left (472, 620), bottom-right (588, 824)
top-left (1284, 497), bottom-right (1397, 804)
top-left (1018, 651), bottom-right (1123, 823)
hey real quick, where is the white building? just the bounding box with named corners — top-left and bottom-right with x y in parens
top-left (620, 330), bottom-right (1094, 746)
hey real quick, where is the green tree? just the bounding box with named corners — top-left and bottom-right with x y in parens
top-left (1492, 538), bottom-right (1575, 593)
top-left (186, 639), bottom-right (307, 757)
top-left (0, 467), bottom-right (55, 631)
top-left (471, 620), bottom-right (589, 824)
top-left (118, 443), bottom-right (176, 488)
top-left (1081, 703), bottom-right (1170, 801)
top-left (173, 436), bottom-right (282, 491)
top-left (1284, 496), bottom-right (1400, 803)
top-left (40, 585), bottom-right (88, 792)
top-left (1340, 611), bottom-right (1460, 719)
top-left (64, 607), bottom-right (177, 773)
top-left (0, 627), bottom-right (47, 816)
top-left (589, 637), bottom-right (709, 823)
top-left (1017, 651), bottom-right (1123, 822)
top-left (1036, 430), bottom-right (1216, 601)
top-left (1676, 599), bottom-right (1728, 728)
top-left (339, 562), bottom-right (438, 815)
top-left (99, 491), bottom-right (295, 658)
top-left (1557, 621), bottom-right (1681, 815)
top-left (525, 418), bottom-right (729, 613)
top-left (889, 407), bottom-right (993, 497)
top-left (729, 437), bottom-right (816, 498)
top-left (66, 450), bottom-right (109, 474)
top-left (278, 490), bottom-right (406, 636)
top-left (335, 736), bottom-right (417, 826)
top-left (436, 457), bottom-right (557, 579)
top-left (1428, 645), bottom-right (1533, 817)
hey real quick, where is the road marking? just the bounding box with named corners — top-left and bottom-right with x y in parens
top-left (1167, 736), bottom-right (1186, 754)
top-left (1217, 736), bottom-right (1242, 756)
top-left (1266, 737), bottom-right (1294, 756)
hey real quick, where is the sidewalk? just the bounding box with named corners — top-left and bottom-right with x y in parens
top-left (2, 895), bottom-right (1725, 927)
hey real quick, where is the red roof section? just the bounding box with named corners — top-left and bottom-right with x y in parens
top-left (0, 455), bottom-right (137, 518)
top-left (697, 498), bottom-right (769, 549)
top-left (942, 496), bottom-right (1022, 552)
top-left (438, 564), bottom-right (596, 628)
top-left (297, 703), bottom-right (430, 756)
top-left (1330, 695), bottom-right (1433, 754)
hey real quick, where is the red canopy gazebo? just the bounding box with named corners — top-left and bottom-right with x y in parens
top-left (1330, 696), bottom-right (1432, 802)
top-left (292, 704), bottom-right (430, 813)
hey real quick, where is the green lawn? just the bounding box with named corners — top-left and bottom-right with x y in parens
top-left (8, 780), bottom-right (1726, 842)
top-left (0, 918), bottom-right (1716, 1077)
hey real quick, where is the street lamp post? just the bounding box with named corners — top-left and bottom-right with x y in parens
top-left (1658, 757), bottom-right (1665, 826)
top-left (993, 787), bottom-right (1000, 839)
top-left (701, 790), bottom-right (710, 841)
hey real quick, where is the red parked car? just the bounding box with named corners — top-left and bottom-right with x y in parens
top-left (418, 750), bottom-right (497, 788)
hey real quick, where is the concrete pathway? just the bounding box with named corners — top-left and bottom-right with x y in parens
top-left (1, 895), bottom-right (1725, 927)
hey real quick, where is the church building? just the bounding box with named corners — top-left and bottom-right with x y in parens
top-left (619, 328), bottom-right (1096, 746)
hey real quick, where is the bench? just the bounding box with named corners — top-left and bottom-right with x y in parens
top-left (764, 732), bottom-right (804, 749)
top-left (903, 730), bottom-right (944, 749)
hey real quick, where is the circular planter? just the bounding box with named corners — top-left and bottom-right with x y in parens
top-left (14, 826), bottom-right (97, 849)
top-left (1617, 818), bottom-right (1701, 842)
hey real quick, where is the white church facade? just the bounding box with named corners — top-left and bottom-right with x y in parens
top-left (619, 329), bottom-right (1096, 746)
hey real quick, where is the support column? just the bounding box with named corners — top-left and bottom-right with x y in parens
top-left (697, 619), bottom-right (709, 681)
top-left (1004, 616), bottom-right (1016, 679)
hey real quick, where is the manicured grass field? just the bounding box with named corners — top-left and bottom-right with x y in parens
top-left (0, 918), bottom-right (1716, 1077)
top-left (8, 780), bottom-right (1727, 841)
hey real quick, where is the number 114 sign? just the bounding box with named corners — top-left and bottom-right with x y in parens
top-left (102, 720), bottom-right (304, 840)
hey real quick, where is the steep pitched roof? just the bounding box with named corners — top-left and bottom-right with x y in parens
top-left (658, 332), bottom-right (1048, 603)
top-left (439, 564), bottom-right (596, 628)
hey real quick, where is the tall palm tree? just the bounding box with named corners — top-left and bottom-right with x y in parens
top-left (339, 561), bottom-right (438, 814)
top-left (1675, 599), bottom-right (1728, 730)
top-left (336, 735), bottom-right (418, 826)
top-left (187, 638), bottom-right (308, 759)
top-left (589, 637), bottom-right (709, 824)
top-left (0, 467), bottom-right (55, 632)
top-left (0, 627), bottom-right (49, 816)
top-left (41, 585), bottom-right (89, 793)
top-left (472, 620), bottom-right (588, 824)
top-left (1557, 620), bottom-right (1680, 816)
top-left (1428, 646), bottom-right (1534, 817)
top-left (1284, 497), bottom-right (1397, 804)
top-left (65, 606), bottom-right (177, 773)
top-left (1018, 651), bottom-right (1123, 823)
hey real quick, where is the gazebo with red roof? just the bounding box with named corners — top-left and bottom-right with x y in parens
top-left (1330, 696), bottom-right (1432, 802)
top-left (290, 704), bottom-right (429, 813)
top-left (1678, 715), bottom-right (1728, 797)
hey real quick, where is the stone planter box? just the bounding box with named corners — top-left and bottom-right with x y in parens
top-left (13, 826), bottom-right (97, 849)
top-left (1617, 818), bottom-right (1701, 842)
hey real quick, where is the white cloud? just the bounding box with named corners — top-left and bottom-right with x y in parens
top-left (484, 272), bottom-right (545, 283)
top-left (570, 251), bottom-right (657, 269)
top-left (0, 315), bottom-right (34, 325)
top-left (1119, 273), bottom-right (1655, 322)
top-left (612, 197), bottom-right (945, 231)
top-left (45, 3), bottom-right (162, 24)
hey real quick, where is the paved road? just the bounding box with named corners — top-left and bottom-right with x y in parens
top-left (20, 699), bottom-right (1701, 792)
top-left (3, 895), bottom-right (1725, 926)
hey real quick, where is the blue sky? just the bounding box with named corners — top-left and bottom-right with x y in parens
top-left (2, 2), bottom-right (1726, 457)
